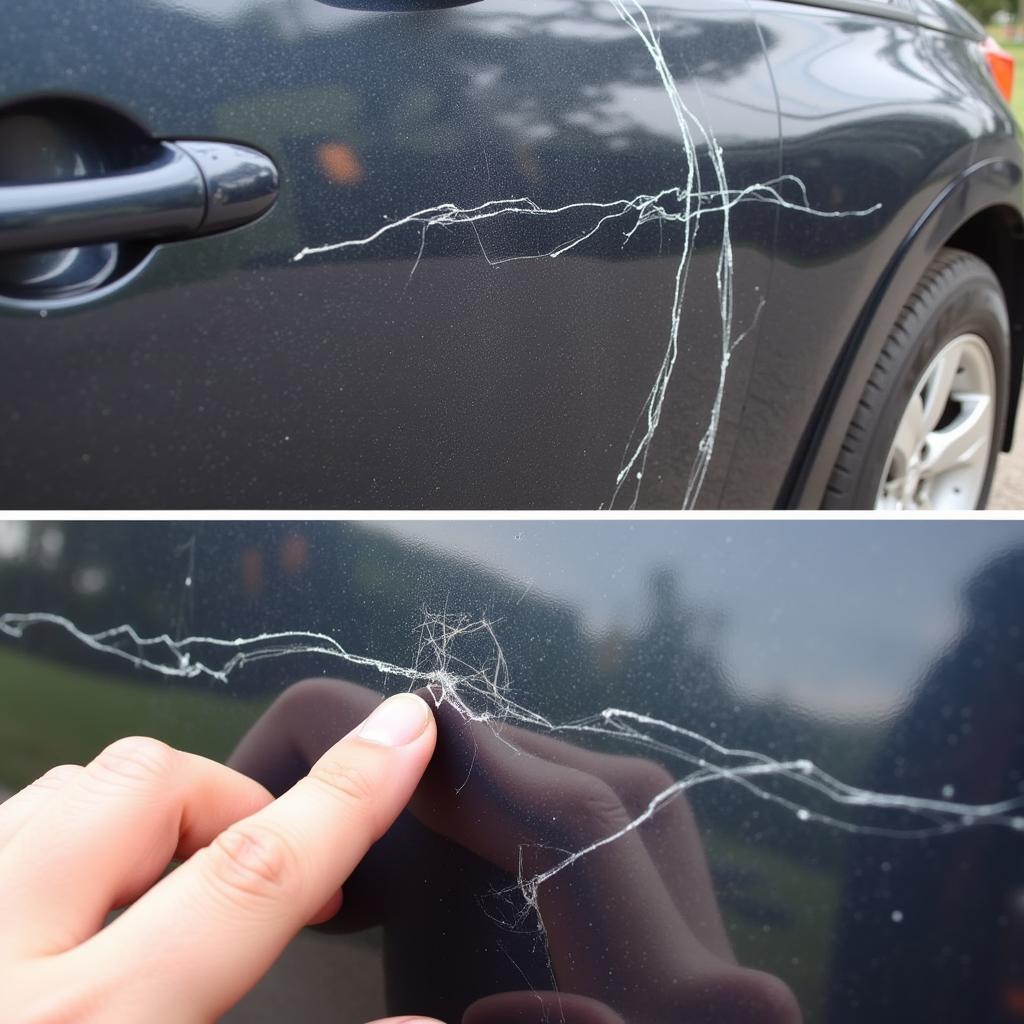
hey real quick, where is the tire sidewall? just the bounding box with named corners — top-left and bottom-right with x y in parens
top-left (852, 266), bottom-right (1010, 509)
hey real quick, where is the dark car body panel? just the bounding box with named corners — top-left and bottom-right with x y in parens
top-left (1, 520), bottom-right (1023, 1022)
top-left (733, 2), bottom-right (1023, 507)
top-left (785, 154), bottom-right (1024, 507)
top-left (0, 0), bottom-right (1021, 508)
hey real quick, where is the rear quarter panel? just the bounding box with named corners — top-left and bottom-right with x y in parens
top-left (722, 0), bottom-right (1023, 508)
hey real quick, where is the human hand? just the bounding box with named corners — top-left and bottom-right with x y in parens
top-left (231, 678), bottom-right (800, 1024)
top-left (0, 692), bottom-right (440, 1024)
top-left (416, 692), bottom-right (802, 1024)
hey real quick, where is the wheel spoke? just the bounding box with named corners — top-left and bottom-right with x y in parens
top-left (920, 347), bottom-right (960, 433)
top-left (891, 392), bottom-right (925, 465)
top-left (870, 329), bottom-right (996, 511)
top-left (875, 459), bottom-right (902, 509)
top-left (921, 394), bottom-right (991, 477)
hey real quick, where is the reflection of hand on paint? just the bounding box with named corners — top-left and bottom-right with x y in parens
top-left (233, 677), bottom-right (802, 1024)
top-left (0, 694), bottom-right (439, 1024)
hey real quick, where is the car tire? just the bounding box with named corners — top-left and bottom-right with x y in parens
top-left (822, 247), bottom-right (1010, 510)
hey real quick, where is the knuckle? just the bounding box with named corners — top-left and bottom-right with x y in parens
top-left (620, 757), bottom-right (675, 802)
top-left (2, 973), bottom-right (96, 1024)
top-left (16, 1002), bottom-right (88, 1024)
top-left (308, 758), bottom-right (377, 809)
top-left (204, 823), bottom-right (302, 909)
top-left (564, 776), bottom-right (629, 840)
top-left (27, 764), bottom-right (82, 794)
top-left (87, 736), bottom-right (176, 789)
top-left (579, 777), bottom-right (627, 822)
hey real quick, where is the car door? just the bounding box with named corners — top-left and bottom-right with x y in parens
top-left (0, 0), bottom-right (781, 510)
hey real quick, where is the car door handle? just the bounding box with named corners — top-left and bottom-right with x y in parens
top-left (0, 140), bottom-right (279, 255)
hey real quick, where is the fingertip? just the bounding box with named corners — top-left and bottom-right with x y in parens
top-left (357, 692), bottom-right (435, 748)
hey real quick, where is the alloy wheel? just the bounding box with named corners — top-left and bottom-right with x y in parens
top-left (875, 333), bottom-right (996, 510)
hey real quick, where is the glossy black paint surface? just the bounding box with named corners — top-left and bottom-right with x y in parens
top-left (0, 0), bottom-right (1020, 508)
top-left (1, 521), bottom-right (1023, 1022)
top-left (729, 3), bottom-right (1015, 507)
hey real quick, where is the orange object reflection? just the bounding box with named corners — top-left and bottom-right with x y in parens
top-left (279, 532), bottom-right (310, 576)
top-left (317, 142), bottom-right (364, 185)
top-left (240, 547), bottom-right (263, 597)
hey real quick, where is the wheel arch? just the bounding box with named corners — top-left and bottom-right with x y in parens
top-left (945, 203), bottom-right (1024, 451)
top-left (782, 156), bottom-right (1024, 508)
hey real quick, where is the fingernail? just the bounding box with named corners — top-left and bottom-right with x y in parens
top-left (357, 693), bottom-right (430, 746)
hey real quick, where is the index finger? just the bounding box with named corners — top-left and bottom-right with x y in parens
top-left (71, 692), bottom-right (436, 1022)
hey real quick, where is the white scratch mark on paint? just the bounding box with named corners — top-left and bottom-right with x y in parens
top-left (292, 0), bottom-right (879, 508)
top-left (2, 607), bottom-right (1018, 1016)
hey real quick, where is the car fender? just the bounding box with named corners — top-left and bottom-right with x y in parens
top-left (783, 147), bottom-right (1024, 509)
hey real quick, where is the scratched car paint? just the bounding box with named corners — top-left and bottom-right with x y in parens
top-left (1, 520), bottom-right (1023, 1022)
top-left (0, 0), bottom-right (1020, 508)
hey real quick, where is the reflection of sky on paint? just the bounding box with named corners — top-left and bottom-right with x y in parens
top-left (371, 521), bottom-right (1024, 722)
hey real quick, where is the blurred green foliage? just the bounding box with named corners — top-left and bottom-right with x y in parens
top-left (0, 646), bottom-right (268, 789)
top-left (966, 0), bottom-right (1011, 22)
